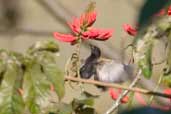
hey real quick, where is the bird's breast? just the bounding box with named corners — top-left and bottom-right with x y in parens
top-left (96, 61), bottom-right (128, 83)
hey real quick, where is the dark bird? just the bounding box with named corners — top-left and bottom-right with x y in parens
top-left (80, 45), bottom-right (135, 87)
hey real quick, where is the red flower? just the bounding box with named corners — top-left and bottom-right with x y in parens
top-left (123, 24), bottom-right (137, 36)
top-left (109, 88), bottom-right (129, 103)
top-left (68, 11), bottom-right (97, 34)
top-left (54, 11), bottom-right (113, 44)
top-left (168, 6), bottom-right (171, 16)
top-left (54, 32), bottom-right (77, 42)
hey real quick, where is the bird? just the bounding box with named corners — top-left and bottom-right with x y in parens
top-left (79, 44), bottom-right (135, 89)
top-left (80, 45), bottom-right (171, 105)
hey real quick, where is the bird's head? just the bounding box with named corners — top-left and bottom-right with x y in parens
top-left (89, 44), bottom-right (101, 59)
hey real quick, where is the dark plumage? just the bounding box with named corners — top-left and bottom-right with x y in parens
top-left (79, 45), bottom-right (100, 79)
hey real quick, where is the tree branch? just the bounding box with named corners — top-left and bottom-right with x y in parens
top-left (64, 75), bottom-right (171, 99)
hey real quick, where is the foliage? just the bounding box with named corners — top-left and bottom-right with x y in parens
top-left (134, 0), bottom-right (171, 83)
top-left (0, 40), bottom-right (97, 114)
top-left (135, 0), bottom-right (171, 79)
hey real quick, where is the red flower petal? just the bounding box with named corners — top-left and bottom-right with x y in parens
top-left (109, 88), bottom-right (118, 100)
top-left (168, 6), bottom-right (171, 16)
top-left (97, 29), bottom-right (113, 40)
top-left (121, 96), bottom-right (129, 103)
top-left (86, 11), bottom-right (97, 27)
top-left (80, 11), bottom-right (97, 27)
top-left (123, 24), bottom-right (137, 36)
top-left (109, 88), bottom-right (129, 103)
top-left (68, 17), bottom-right (81, 34)
top-left (82, 28), bottom-right (99, 39)
top-left (82, 28), bottom-right (113, 41)
top-left (53, 32), bottom-right (77, 42)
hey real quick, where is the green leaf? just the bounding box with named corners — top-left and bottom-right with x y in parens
top-left (134, 37), bottom-right (153, 78)
top-left (23, 60), bottom-right (51, 114)
top-left (138, 0), bottom-right (171, 29)
top-left (138, 49), bottom-right (152, 79)
top-left (77, 98), bottom-right (94, 106)
top-left (34, 51), bottom-right (65, 100)
top-left (71, 97), bottom-right (96, 114)
top-left (75, 107), bottom-right (96, 114)
top-left (0, 61), bottom-right (25, 114)
top-left (81, 91), bottom-right (99, 99)
top-left (26, 40), bottom-right (64, 100)
top-left (72, 98), bottom-right (94, 110)
top-left (27, 40), bottom-right (59, 55)
top-left (42, 62), bottom-right (65, 100)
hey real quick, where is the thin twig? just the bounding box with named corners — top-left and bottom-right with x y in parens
top-left (65, 75), bottom-right (171, 99)
top-left (105, 70), bottom-right (142, 114)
